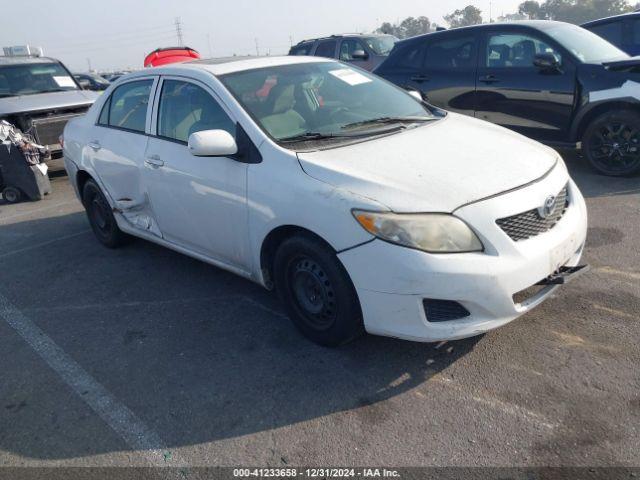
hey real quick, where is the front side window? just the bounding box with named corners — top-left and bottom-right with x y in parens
top-left (426, 36), bottom-right (477, 69)
top-left (220, 62), bottom-right (434, 143)
top-left (314, 40), bottom-right (337, 58)
top-left (486, 33), bottom-right (561, 68)
top-left (157, 80), bottom-right (235, 143)
top-left (340, 39), bottom-right (368, 61)
top-left (0, 62), bottom-right (78, 98)
top-left (99, 79), bottom-right (152, 133)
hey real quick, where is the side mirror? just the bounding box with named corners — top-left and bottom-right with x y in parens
top-left (533, 53), bottom-right (560, 71)
top-left (188, 129), bottom-right (238, 157)
top-left (407, 90), bottom-right (423, 102)
top-left (78, 79), bottom-right (91, 89)
top-left (351, 49), bottom-right (369, 60)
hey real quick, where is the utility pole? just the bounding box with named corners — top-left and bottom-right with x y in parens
top-left (175, 17), bottom-right (184, 47)
top-left (86, 58), bottom-right (92, 72)
top-left (254, 38), bottom-right (260, 56)
top-left (289, 35), bottom-right (293, 47)
top-left (489, 1), bottom-right (493, 23)
top-left (207, 33), bottom-right (212, 57)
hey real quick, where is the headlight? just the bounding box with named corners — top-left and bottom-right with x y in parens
top-left (352, 210), bottom-right (483, 253)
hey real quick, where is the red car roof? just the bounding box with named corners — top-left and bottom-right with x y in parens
top-left (144, 47), bottom-right (200, 68)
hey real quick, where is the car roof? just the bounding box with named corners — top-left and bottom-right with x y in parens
top-left (131, 55), bottom-right (332, 77)
top-left (0, 56), bottom-right (59, 66)
top-left (293, 33), bottom-right (393, 45)
top-left (396, 20), bottom-right (573, 45)
top-left (582, 11), bottom-right (640, 27)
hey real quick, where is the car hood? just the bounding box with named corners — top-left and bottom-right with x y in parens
top-left (296, 113), bottom-right (559, 212)
top-left (0, 90), bottom-right (100, 116)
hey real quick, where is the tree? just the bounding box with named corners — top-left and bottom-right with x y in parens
top-left (444, 5), bottom-right (484, 28)
top-left (375, 16), bottom-right (434, 39)
top-left (499, 12), bottom-right (528, 21)
top-left (515, 0), bottom-right (634, 24)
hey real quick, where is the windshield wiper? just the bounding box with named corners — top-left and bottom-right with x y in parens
top-left (341, 116), bottom-right (434, 130)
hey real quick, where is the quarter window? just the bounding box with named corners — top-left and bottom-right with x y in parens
top-left (486, 33), bottom-right (561, 68)
top-left (314, 40), bottom-right (337, 58)
top-left (157, 80), bottom-right (235, 144)
top-left (426, 36), bottom-right (477, 69)
top-left (99, 80), bottom-right (153, 133)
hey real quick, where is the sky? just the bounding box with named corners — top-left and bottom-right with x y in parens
top-left (1, 0), bottom-right (523, 72)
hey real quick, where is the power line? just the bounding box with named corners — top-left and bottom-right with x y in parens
top-left (175, 17), bottom-right (184, 47)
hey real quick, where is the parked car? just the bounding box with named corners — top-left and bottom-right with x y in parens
top-left (63, 56), bottom-right (588, 346)
top-left (582, 12), bottom-right (640, 56)
top-left (0, 51), bottom-right (99, 160)
top-left (144, 47), bottom-right (200, 68)
top-left (375, 20), bottom-right (640, 176)
top-left (289, 34), bottom-right (398, 71)
top-left (74, 72), bottom-right (110, 91)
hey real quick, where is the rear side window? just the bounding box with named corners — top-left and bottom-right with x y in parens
top-left (588, 21), bottom-right (624, 47)
top-left (393, 42), bottom-right (427, 69)
top-left (314, 40), bottom-right (337, 58)
top-left (426, 36), bottom-right (477, 69)
top-left (99, 79), bottom-right (153, 133)
top-left (290, 43), bottom-right (314, 56)
top-left (631, 19), bottom-right (640, 44)
top-left (157, 79), bottom-right (235, 144)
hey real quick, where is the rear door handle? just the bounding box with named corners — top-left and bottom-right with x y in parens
top-left (88, 141), bottom-right (101, 151)
top-left (479, 75), bottom-right (500, 84)
top-left (410, 74), bottom-right (430, 83)
top-left (145, 154), bottom-right (164, 167)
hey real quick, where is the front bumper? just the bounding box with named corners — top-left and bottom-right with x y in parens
top-left (338, 171), bottom-right (588, 343)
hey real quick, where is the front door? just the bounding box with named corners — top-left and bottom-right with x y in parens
top-left (143, 78), bottom-right (250, 270)
top-left (475, 30), bottom-right (576, 143)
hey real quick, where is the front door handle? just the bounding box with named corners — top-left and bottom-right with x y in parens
top-left (479, 75), bottom-right (500, 84)
top-left (88, 141), bottom-right (101, 151)
top-left (145, 154), bottom-right (164, 167)
top-left (410, 74), bottom-right (430, 83)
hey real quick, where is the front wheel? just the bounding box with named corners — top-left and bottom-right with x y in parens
top-left (2, 186), bottom-right (22, 204)
top-left (583, 110), bottom-right (640, 176)
top-left (273, 235), bottom-right (364, 347)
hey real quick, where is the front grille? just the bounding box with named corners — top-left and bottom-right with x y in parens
top-left (31, 113), bottom-right (84, 148)
top-left (423, 299), bottom-right (471, 322)
top-left (496, 185), bottom-right (569, 241)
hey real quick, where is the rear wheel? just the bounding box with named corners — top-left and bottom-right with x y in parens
top-left (82, 179), bottom-right (130, 248)
top-left (2, 186), bottom-right (22, 204)
top-left (583, 110), bottom-right (640, 176)
top-left (273, 235), bottom-right (364, 347)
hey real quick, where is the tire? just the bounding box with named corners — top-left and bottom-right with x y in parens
top-left (2, 186), bottom-right (22, 204)
top-left (583, 110), bottom-right (640, 176)
top-left (82, 179), bottom-right (131, 248)
top-left (273, 234), bottom-right (364, 347)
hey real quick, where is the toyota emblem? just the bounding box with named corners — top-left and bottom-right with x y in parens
top-left (538, 196), bottom-right (556, 219)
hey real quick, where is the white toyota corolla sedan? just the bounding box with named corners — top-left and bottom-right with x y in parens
top-left (63, 56), bottom-right (588, 346)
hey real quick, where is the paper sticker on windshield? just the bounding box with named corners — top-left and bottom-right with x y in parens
top-left (53, 76), bottom-right (75, 88)
top-left (329, 68), bottom-right (372, 86)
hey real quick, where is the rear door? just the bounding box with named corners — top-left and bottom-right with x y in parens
top-left (475, 28), bottom-right (576, 143)
top-left (143, 77), bottom-right (250, 269)
top-left (419, 32), bottom-right (479, 115)
top-left (90, 76), bottom-right (159, 233)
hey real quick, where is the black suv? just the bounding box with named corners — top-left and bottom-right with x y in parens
top-left (289, 34), bottom-right (397, 71)
top-left (582, 12), bottom-right (640, 56)
top-left (375, 20), bottom-right (640, 176)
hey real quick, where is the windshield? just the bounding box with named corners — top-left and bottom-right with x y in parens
top-left (363, 36), bottom-right (398, 55)
top-left (220, 61), bottom-right (434, 143)
top-left (0, 62), bottom-right (79, 97)
top-left (545, 23), bottom-right (628, 63)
